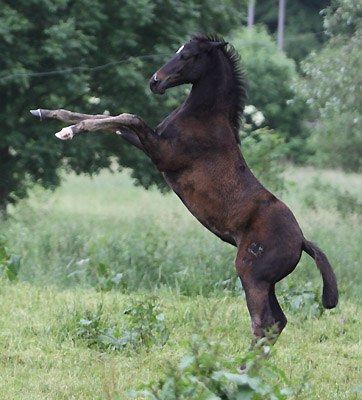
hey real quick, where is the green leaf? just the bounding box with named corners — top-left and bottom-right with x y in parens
top-left (111, 273), bottom-right (124, 285)
top-left (79, 318), bottom-right (93, 326)
top-left (280, 387), bottom-right (294, 396)
top-left (97, 262), bottom-right (108, 276)
top-left (156, 313), bottom-right (165, 321)
top-left (179, 355), bottom-right (195, 370)
top-left (234, 387), bottom-right (255, 400)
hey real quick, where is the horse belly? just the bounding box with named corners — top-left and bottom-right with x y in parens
top-left (163, 170), bottom-right (240, 244)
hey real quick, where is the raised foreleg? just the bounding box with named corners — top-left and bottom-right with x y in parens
top-left (30, 108), bottom-right (109, 123)
top-left (31, 108), bottom-right (185, 171)
top-left (30, 108), bottom-right (145, 151)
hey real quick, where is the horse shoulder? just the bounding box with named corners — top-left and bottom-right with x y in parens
top-left (155, 106), bottom-right (185, 138)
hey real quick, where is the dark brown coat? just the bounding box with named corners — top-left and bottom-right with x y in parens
top-left (30, 34), bottom-right (338, 342)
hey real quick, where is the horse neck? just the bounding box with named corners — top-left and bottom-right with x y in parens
top-left (184, 53), bottom-right (235, 116)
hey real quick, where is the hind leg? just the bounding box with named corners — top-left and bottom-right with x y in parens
top-left (237, 277), bottom-right (276, 371)
top-left (235, 248), bottom-right (286, 342)
top-left (239, 276), bottom-right (275, 339)
top-left (269, 284), bottom-right (287, 338)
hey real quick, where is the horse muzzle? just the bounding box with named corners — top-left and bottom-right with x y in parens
top-left (149, 73), bottom-right (167, 95)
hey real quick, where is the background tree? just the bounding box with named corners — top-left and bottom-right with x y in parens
top-left (299, 0), bottom-right (362, 171)
top-left (0, 0), bottom-right (245, 214)
top-left (254, 0), bottom-right (331, 62)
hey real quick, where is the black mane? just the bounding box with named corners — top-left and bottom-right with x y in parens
top-left (192, 33), bottom-right (248, 144)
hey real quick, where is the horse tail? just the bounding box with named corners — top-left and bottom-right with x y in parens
top-left (302, 238), bottom-right (338, 309)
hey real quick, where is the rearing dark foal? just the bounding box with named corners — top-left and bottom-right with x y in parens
top-left (30, 34), bottom-right (338, 342)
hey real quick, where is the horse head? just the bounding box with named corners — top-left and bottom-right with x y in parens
top-left (149, 36), bottom-right (227, 95)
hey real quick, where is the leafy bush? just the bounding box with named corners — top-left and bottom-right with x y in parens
top-left (0, 235), bottom-right (21, 281)
top-left (230, 26), bottom-right (308, 152)
top-left (302, 178), bottom-right (362, 217)
top-left (55, 302), bottom-right (108, 345)
top-left (67, 256), bottom-right (127, 292)
top-left (241, 127), bottom-right (287, 195)
top-left (60, 297), bottom-right (169, 350)
top-left (299, 0), bottom-right (362, 172)
top-left (73, 303), bottom-right (105, 342)
top-left (98, 297), bottom-right (170, 350)
top-left (128, 334), bottom-right (299, 399)
top-left (307, 114), bottom-right (362, 172)
top-left (277, 282), bottom-right (324, 319)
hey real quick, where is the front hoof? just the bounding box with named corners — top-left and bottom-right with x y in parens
top-left (55, 125), bottom-right (75, 140)
top-left (30, 109), bottom-right (42, 120)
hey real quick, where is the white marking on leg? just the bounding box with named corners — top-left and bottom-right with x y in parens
top-left (55, 125), bottom-right (75, 140)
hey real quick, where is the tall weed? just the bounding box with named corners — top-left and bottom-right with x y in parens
top-left (58, 297), bottom-right (170, 350)
top-left (277, 282), bottom-right (324, 319)
top-left (98, 297), bottom-right (170, 350)
top-left (241, 127), bottom-right (287, 195)
top-left (127, 334), bottom-right (304, 399)
top-left (0, 235), bottom-right (21, 281)
top-left (302, 178), bottom-right (362, 217)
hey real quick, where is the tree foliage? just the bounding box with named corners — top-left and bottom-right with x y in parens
top-left (299, 0), bottom-right (362, 171)
top-left (0, 0), bottom-right (244, 213)
top-left (230, 27), bottom-right (307, 145)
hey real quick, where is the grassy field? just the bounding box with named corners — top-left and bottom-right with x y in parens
top-left (0, 166), bottom-right (361, 399)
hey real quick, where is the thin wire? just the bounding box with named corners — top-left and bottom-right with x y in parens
top-left (0, 30), bottom-right (327, 83)
top-left (0, 53), bottom-right (172, 83)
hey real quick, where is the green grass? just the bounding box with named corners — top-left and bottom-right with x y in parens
top-left (0, 281), bottom-right (361, 399)
top-left (0, 166), bottom-right (361, 399)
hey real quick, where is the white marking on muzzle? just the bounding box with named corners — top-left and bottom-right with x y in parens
top-left (153, 73), bottom-right (158, 82)
top-left (176, 44), bottom-right (184, 54)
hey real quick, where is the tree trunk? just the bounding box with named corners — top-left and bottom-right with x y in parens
top-left (278, 0), bottom-right (285, 52)
top-left (248, 0), bottom-right (255, 28)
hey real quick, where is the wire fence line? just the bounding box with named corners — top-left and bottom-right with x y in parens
top-left (1, 31), bottom-right (326, 83)
top-left (0, 53), bottom-right (172, 83)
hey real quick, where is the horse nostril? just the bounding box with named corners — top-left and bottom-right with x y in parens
top-left (149, 73), bottom-right (165, 94)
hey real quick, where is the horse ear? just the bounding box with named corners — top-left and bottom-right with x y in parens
top-left (205, 41), bottom-right (228, 52)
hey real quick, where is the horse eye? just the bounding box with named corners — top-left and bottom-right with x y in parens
top-left (180, 53), bottom-right (190, 61)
